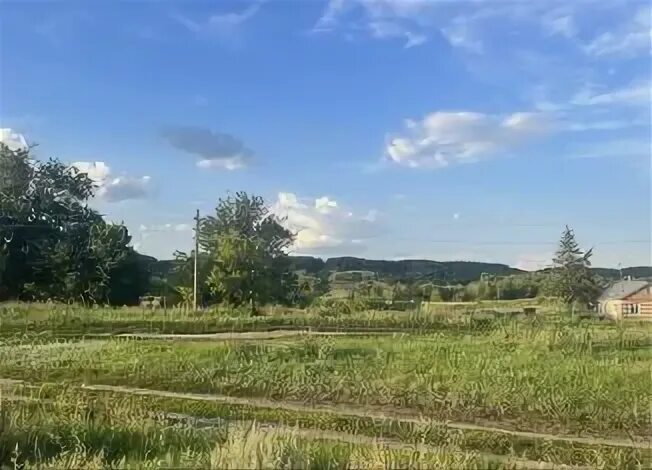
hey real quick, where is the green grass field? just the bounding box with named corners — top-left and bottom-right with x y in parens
top-left (1, 304), bottom-right (650, 468)
top-left (0, 301), bottom-right (558, 337)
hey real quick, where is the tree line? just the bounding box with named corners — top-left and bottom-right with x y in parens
top-left (0, 144), bottom-right (603, 310)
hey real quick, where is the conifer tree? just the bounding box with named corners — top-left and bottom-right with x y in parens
top-left (548, 226), bottom-right (600, 312)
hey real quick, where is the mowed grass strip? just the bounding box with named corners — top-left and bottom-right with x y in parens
top-left (1, 321), bottom-right (649, 438)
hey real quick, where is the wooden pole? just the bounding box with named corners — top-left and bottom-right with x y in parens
top-left (193, 209), bottom-right (199, 311)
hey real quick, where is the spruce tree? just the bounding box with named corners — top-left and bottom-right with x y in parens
top-left (549, 226), bottom-right (600, 312)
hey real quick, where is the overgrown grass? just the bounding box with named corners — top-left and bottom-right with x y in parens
top-left (6, 383), bottom-right (646, 468)
top-left (1, 390), bottom-right (520, 469)
top-left (0, 301), bottom-right (608, 339)
top-left (2, 304), bottom-right (649, 469)
top-left (1, 321), bottom-right (649, 437)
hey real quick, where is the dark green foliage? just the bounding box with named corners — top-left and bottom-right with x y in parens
top-left (107, 251), bottom-right (153, 305)
top-left (321, 257), bottom-right (522, 282)
top-left (0, 143), bottom-right (146, 304)
top-left (544, 226), bottom-right (601, 308)
top-left (175, 192), bottom-right (296, 307)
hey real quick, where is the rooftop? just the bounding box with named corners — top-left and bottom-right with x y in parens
top-left (598, 280), bottom-right (650, 301)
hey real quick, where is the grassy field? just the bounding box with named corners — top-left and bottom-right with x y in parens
top-left (1, 304), bottom-right (650, 468)
top-left (4, 387), bottom-right (512, 469)
top-left (0, 301), bottom-right (559, 337)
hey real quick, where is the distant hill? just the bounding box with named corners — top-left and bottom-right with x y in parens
top-left (590, 266), bottom-right (652, 280)
top-left (148, 254), bottom-right (651, 284)
top-left (290, 256), bottom-right (523, 283)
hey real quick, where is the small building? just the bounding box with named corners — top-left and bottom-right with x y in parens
top-left (597, 280), bottom-right (652, 320)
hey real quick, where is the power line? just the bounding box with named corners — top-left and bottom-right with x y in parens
top-left (388, 238), bottom-right (650, 246)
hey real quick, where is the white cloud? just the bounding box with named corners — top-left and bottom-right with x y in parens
top-left (72, 161), bottom-right (151, 202)
top-left (441, 17), bottom-right (483, 53)
top-left (571, 82), bottom-right (651, 107)
top-left (140, 223), bottom-right (192, 232)
top-left (385, 111), bottom-right (550, 169)
top-left (367, 20), bottom-right (426, 48)
top-left (542, 12), bottom-right (576, 38)
top-left (312, 0), bottom-right (431, 48)
top-left (0, 128), bottom-right (28, 150)
top-left (71, 161), bottom-right (111, 183)
top-left (99, 176), bottom-right (151, 202)
top-left (196, 156), bottom-right (247, 170)
top-left (584, 6), bottom-right (651, 58)
top-left (172, 2), bottom-right (261, 39)
top-left (315, 196), bottom-right (338, 214)
top-left (273, 192), bottom-right (382, 254)
top-left (313, 0), bottom-right (348, 32)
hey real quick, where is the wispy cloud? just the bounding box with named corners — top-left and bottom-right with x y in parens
top-left (441, 16), bottom-right (483, 53)
top-left (571, 81), bottom-right (651, 107)
top-left (312, 0), bottom-right (432, 48)
top-left (542, 12), bottom-right (577, 39)
top-left (583, 6), bottom-right (651, 59)
top-left (171, 1), bottom-right (262, 44)
top-left (368, 20), bottom-right (427, 48)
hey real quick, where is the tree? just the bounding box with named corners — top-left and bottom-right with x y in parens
top-left (107, 251), bottom-right (152, 305)
top-left (0, 143), bottom-right (142, 303)
top-left (546, 226), bottom-right (600, 313)
top-left (191, 192), bottom-right (295, 308)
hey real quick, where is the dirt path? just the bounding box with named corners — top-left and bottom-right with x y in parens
top-left (2, 378), bottom-right (648, 450)
top-left (83, 330), bottom-right (394, 341)
top-left (74, 383), bottom-right (649, 450)
top-left (157, 411), bottom-right (583, 469)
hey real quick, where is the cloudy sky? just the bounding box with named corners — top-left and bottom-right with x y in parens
top-left (1, 0), bottom-right (650, 269)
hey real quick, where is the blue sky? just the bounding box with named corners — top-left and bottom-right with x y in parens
top-left (1, 0), bottom-right (650, 269)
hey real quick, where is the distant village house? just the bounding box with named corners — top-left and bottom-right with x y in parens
top-left (597, 280), bottom-right (652, 320)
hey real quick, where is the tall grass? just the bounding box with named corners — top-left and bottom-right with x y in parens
top-left (1, 321), bottom-right (649, 436)
top-left (2, 391), bottom-right (510, 469)
top-left (1, 300), bottom-right (626, 340)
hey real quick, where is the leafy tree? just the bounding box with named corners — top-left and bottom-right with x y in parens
top-left (0, 143), bottom-right (142, 303)
top-left (107, 251), bottom-right (152, 305)
top-left (171, 250), bottom-right (212, 305)
top-left (187, 192), bottom-right (295, 308)
top-left (546, 226), bottom-right (600, 312)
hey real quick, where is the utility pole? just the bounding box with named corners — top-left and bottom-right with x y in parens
top-left (193, 209), bottom-right (199, 311)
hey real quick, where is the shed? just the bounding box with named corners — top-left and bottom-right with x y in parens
top-left (597, 280), bottom-right (652, 320)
